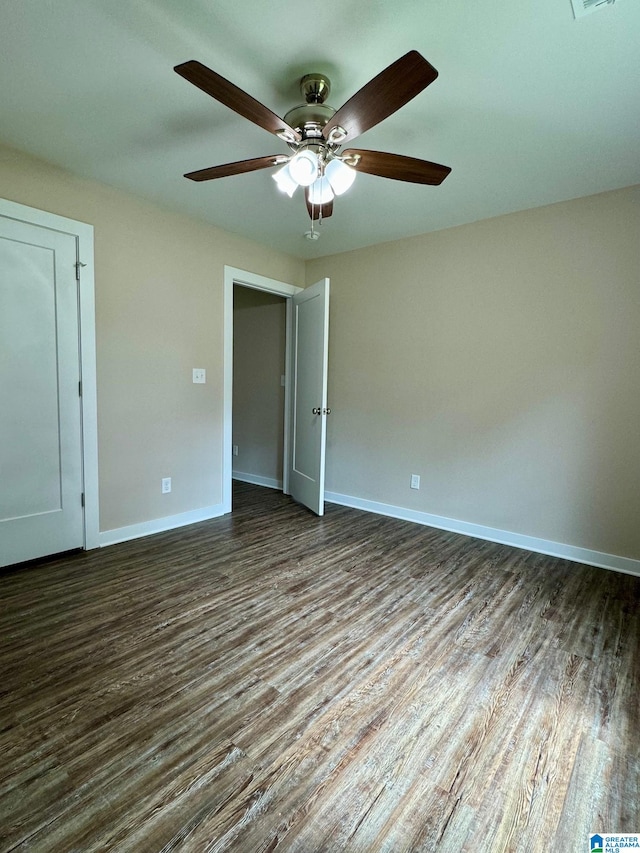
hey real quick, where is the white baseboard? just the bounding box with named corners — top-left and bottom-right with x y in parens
top-left (99, 503), bottom-right (226, 547)
top-left (232, 471), bottom-right (283, 491)
top-left (96, 485), bottom-right (640, 579)
top-left (325, 491), bottom-right (640, 578)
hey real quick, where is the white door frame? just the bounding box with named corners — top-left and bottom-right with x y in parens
top-left (0, 197), bottom-right (99, 550)
top-left (223, 266), bottom-right (302, 513)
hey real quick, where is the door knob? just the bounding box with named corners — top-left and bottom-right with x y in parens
top-left (312, 407), bottom-right (321, 415)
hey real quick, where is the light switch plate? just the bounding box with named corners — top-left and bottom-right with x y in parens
top-left (192, 368), bottom-right (206, 384)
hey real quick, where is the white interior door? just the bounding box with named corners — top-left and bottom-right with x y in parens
top-left (289, 278), bottom-right (330, 516)
top-left (0, 216), bottom-right (84, 567)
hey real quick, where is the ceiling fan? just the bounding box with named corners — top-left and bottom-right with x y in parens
top-left (174, 51), bottom-right (451, 224)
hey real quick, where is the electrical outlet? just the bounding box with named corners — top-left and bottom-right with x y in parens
top-left (410, 474), bottom-right (420, 490)
top-left (162, 477), bottom-right (172, 493)
top-left (233, 445), bottom-right (239, 457)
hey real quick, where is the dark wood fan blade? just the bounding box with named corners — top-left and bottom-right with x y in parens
top-left (322, 51), bottom-right (438, 144)
top-left (305, 188), bottom-right (334, 220)
top-left (175, 60), bottom-right (301, 142)
top-left (343, 149), bottom-right (451, 185)
top-left (185, 155), bottom-right (285, 182)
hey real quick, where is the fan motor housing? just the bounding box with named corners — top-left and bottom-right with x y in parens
top-left (283, 103), bottom-right (336, 139)
top-left (283, 73), bottom-right (336, 140)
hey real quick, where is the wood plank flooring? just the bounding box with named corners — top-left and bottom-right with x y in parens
top-left (1, 481), bottom-right (639, 852)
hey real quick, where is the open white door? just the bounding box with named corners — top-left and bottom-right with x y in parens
top-left (289, 278), bottom-right (330, 516)
top-left (0, 215), bottom-right (84, 567)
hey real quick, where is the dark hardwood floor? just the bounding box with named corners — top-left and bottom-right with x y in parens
top-left (1, 482), bottom-right (639, 852)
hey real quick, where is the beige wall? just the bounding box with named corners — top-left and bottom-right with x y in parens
top-left (3, 140), bottom-right (639, 562)
top-left (307, 186), bottom-right (640, 561)
top-left (0, 144), bottom-right (304, 531)
top-left (233, 287), bottom-right (286, 483)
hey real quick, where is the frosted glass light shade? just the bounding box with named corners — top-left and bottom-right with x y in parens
top-left (307, 176), bottom-right (335, 206)
top-left (272, 163), bottom-right (298, 197)
top-left (288, 150), bottom-right (319, 187)
top-left (325, 158), bottom-right (356, 195)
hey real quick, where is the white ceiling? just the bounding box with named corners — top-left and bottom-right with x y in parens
top-left (1, 0), bottom-right (639, 259)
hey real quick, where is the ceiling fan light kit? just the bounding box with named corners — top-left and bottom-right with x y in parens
top-left (307, 175), bottom-right (335, 206)
top-left (174, 51), bottom-right (451, 227)
top-left (325, 158), bottom-right (356, 195)
top-left (287, 149), bottom-right (319, 186)
top-left (272, 148), bottom-right (357, 214)
top-left (272, 162), bottom-right (298, 197)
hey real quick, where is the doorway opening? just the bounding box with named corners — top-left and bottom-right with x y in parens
top-left (223, 267), bottom-right (330, 517)
top-left (232, 285), bottom-right (287, 491)
top-left (223, 267), bottom-right (302, 514)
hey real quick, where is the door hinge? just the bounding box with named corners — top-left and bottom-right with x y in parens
top-left (81, 493), bottom-right (85, 507)
top-left (75, 260), bottom-right (87, 281)
top-left (78, 380), bottom-right (82, 397)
